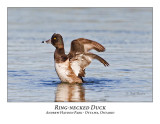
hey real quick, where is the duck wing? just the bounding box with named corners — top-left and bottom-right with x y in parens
top-left (68, 38), bottom-right (109, 78)
top-left (69, 53), bottom-right (109, 77)
top-left (69, 38), bottom-right (105, 54)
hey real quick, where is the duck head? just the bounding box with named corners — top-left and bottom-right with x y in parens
top-left (42, 33), bottom-right (64, 48)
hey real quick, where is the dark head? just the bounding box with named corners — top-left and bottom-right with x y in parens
top-left (42, 33), bottom-right (64, 48)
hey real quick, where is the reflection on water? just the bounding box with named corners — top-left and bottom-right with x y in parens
top-left (8, 8), bottom-right (152, 102)
top-left (55, 83), bottom-right (85, 102)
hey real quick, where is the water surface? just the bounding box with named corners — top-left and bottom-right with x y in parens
top-left (8, 8), bottom-right (152, 102)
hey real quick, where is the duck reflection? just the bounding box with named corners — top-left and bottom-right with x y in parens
top-left (55, 83), bottom-right (85, 102)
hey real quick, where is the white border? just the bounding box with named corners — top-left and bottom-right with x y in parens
top-left (1, 0), bottom-right (160, 124)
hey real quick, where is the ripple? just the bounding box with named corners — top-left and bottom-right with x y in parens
top-left (72, 29), bottom-right (151, 35)
top-left (83, 77), bottom-right (121, 84)
top-left (38, 79), bottom-right (60, 87)
top-left (117, 69), bottom-right (132, 71)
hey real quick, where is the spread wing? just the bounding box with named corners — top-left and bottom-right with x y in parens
top-left (68, 38), bottom-right (109, 78)
top-left (69, 38), bottom-right (105, 54)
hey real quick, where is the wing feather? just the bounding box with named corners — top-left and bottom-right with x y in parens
top-left (69, 38), bottom-right (105, 54)
top-left (68, 38), bottom-right (109, 78)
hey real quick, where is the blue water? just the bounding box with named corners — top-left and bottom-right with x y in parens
top-left (8, 8), bottom-right (152, 102)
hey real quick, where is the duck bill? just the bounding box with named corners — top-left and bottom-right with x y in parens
top-left (42, 39), bottom-right (51, 44)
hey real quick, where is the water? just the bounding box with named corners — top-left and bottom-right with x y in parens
top-left (8, 8), bottom-right (152, 102)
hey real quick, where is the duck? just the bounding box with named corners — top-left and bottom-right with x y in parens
top-left (42, 33), bottom-right (109, 83)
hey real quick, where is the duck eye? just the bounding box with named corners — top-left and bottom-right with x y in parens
top-left (54, 37), bottom-right (56, 40)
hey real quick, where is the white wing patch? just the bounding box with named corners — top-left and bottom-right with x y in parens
top-left (84, 44), bottom-right (93, 52)
top-left (70, 54), bottom-right (93, 76)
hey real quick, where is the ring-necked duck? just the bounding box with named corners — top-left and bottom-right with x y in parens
top-left (42, 33), bottom-right (109, 83)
